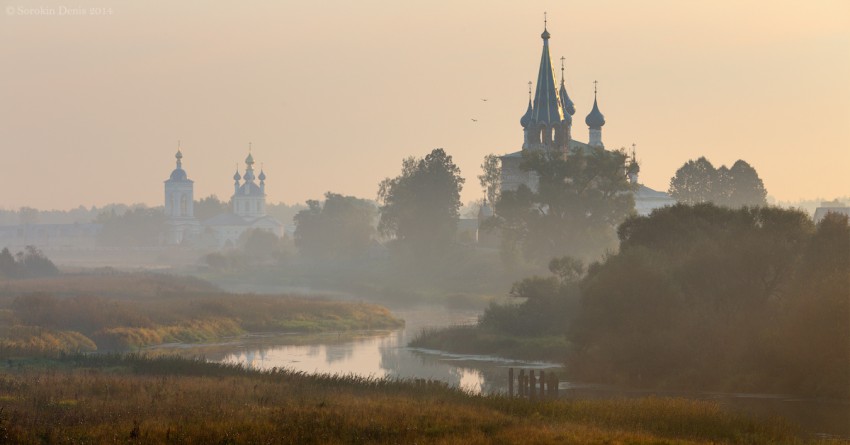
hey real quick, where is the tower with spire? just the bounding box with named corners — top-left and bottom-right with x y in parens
top-left (586, 81), bottom-right (606, 148)
top-left (231, 145), bottom-right (267, 219)
top-left (163, 143), bottom-right (200, 245)
top-left (519, 14), bottom-right (572, 156)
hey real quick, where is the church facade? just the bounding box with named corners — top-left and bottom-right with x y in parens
top-left (163, 147), bottom-right (283, 247)
top-left (499, 23), bottom-right (674, 215)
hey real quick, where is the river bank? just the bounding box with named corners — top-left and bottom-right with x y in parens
top-left (0, 353), bottom-right (809, 445)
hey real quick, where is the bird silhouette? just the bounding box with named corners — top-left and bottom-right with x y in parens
top-left (481, 99), bottom-right (488, 102)
top-left (471, 118), bottom-right (478, 122)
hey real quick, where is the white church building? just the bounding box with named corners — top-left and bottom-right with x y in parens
top-left (163, 147), bottom-right (283, 247)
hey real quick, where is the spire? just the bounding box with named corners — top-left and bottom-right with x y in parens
top-left (559, 56), bottom-right (575, 116)
top-left (531, 14), bottom-right (565, 126)
top-left (243, 144), bottom-right (256, 182)
top-left (627, 143), bottom-right (640, 184)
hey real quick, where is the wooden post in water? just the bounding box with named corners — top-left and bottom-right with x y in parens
top-left (529, 370), bottom-right (536, 400)
top-left (518, 369), bottom-right (525, 397)
top-left (539, 370), bottom-right (546, 399)
top-left (549, 373), bottom-right (559, 398)
top-left (508, 368), bottom-right (514, 398)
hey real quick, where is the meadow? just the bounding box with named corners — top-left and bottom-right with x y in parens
top-left (0, 353), bottom-right (819, 444)
top-left (0, 272), bottom-right (403, 353)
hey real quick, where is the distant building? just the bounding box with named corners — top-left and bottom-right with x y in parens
top-left (163, 149), bottom-right (201, 245)
top-left (164, 148), bottom-right (283, 248)
top-left (814, 200), bottom-right (850, 223)
top-left (499, 22), bottom-right (673, 216)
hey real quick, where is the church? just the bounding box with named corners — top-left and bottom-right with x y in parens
top-left (163, 147), bottom-right (283, 247)
top-left (499, 21), bottom-right (674, 215)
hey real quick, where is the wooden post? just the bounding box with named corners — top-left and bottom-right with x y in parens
top-left (540, 369), bottom-right (546, 400)
top-left (518, 369), bottom-right (526, 397)
top-left (508, 368), bottom-right (514, 398)
top-left (529, 370), bottom-right (536, 400)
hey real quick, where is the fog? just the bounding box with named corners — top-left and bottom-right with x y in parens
top-left (1, 1), bottom-right (849, 441)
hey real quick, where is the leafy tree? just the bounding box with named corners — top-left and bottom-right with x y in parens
top-left (725, 160), bottom-right (767, 207)
top-left (293, 192), bottom-right (376, 260)
top-left (0, 246), bottom-right (59, 278)
top-left (0, 247), bottom-right (18, 277)
top-left (493, 148), bottom-right (634, 264)
top-left (668, 157), bottom-right (718, 204)
top-left (95, 206), bottom-right (165, 247)
top-left (478, 154), bottom-right (501, 204)
top-left (571, 204), bottom-right (850, 396)
top-left (194, 195), bottom-right (230, 221)
top-left (18, 207), bottom-right (39, 225)
top-left (669, 157), bottom-right (767, 207)
top-left (377, 148), bottom-right (465, 258)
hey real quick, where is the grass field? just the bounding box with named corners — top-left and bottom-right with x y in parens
top-left (0, 353), bottom-right (818, 444)
top-left (0, 272), bottom-right (403, 353)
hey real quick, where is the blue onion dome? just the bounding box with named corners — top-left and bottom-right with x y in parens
top-left (258, 170), bottom-right (266, 181)
top-left (585, 96), bottom-right (605, 129)
top-left (245, 152), bottom-right (254, 166)
top-left (175, 149), bottom-right (183, 160)
top-left (233, 170), bottom-right (241, 181)
top-left (541, 27), bottom-right (550, 40)
top-left (520, 99), bottom-right (533, 127)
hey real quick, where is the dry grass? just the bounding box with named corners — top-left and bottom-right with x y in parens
top-left (0, 272), bottom-right (403, 353)
top-left (0, 354), bottom-right (814, 444)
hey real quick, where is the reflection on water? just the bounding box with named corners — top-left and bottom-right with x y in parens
top-left (147, 307), bottom-right (850, 438)
top-left (185, 309), bottom-right (563, 395)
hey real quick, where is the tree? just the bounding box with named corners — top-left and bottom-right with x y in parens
top-left (0, 247), bottom-right (17, 277)
top-left (293, 192), bottom-right (376, 260)
top-left (669, 157), bottom-right (768, 207)
top-left (478, 154), bottom-right (501, 204)
top-left (493, 149), bottom-right (634, 263)
top-left (95, 206), bottom-right (165, 247)
top-left (668, 157), bottom-right (718, 204)
top-left (194, 195), bottom-right (230, 221)
top-left (570, 204), bottom-right (850, 395)
top-left (377, 148), bottom-right (464, 258)
top-left (725, 160), bottom-right (767, 207)
top-left (0, 246), bottom-right (59, 278)
top-left (18, 207), bottom-right (39, 225)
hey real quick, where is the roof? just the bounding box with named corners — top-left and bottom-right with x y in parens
top-left (529, 28), bottom-right (565, 126)
top-left (634, 184), bottom-right (673, 200)
top-left (500, 139), bottom-right (594, 159)
top-left (235, 181), bottom-right (264, 197)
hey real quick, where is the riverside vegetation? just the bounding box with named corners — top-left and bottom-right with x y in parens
top-left (0, 353), bottom-right (815, 444)
top-left (414, 205), bottom-right (850, 399)
top-left (0, 271), bottom-right (402, 353)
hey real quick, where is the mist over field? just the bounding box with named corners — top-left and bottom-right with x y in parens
top-left (1, 1), bottom-right (848, 442)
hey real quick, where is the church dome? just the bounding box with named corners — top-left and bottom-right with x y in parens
top-left (520, 99), bottom-right (533, 127)
top-left (258, 170), bottom-right (266, 181)
top-left (585, 97), bottom-right (605, 129)
top-left (169, 168), bottom-right (187, 181)
top-left (233, 170), bottom-right (241, 181)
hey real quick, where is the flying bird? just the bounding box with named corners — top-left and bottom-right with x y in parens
top-left (471, 118), bottom-right (478, 122)
top-left (481, 99), bottom-right (488, 102)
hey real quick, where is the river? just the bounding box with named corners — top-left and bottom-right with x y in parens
top-left (147, 306), bottom-right (850, 439)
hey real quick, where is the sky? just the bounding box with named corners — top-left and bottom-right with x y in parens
top-left (1, 0), bottom-right (849, 211)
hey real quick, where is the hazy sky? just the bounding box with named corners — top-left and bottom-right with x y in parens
top-left (1, 0), bottom-right (849, 211)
